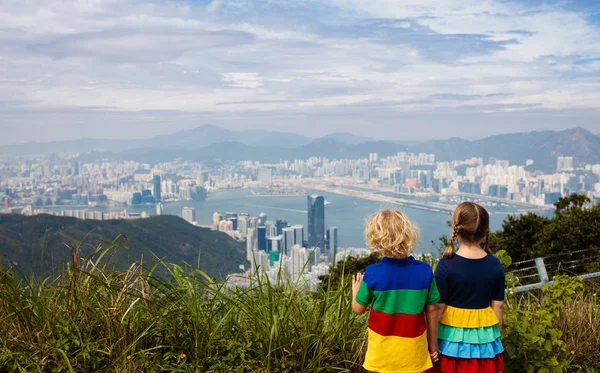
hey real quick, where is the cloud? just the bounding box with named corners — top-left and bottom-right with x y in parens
top-left (0, 0), bottom-right (599, 144)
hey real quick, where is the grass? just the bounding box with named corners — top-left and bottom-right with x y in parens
top-left (1, 240), bottom-right (599, 372)
top-left (0, 240), bottom-right (366, 372)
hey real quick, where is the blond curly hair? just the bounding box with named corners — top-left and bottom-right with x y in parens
top-left (364, 209), bottom-right (419, 258)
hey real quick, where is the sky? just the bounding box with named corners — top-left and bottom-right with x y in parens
top-left (1, 0), bottom-right (600, 145)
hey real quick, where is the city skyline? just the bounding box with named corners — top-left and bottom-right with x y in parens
top-left (2, 1), bottom-right (600, 144)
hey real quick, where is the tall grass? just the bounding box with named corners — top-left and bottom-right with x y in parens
top-left (2, 239), bottom-right (599, 372)
top-left (0, 240), bottom-right (366, 372)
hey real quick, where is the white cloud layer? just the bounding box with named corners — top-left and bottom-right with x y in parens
top-left (1, 0), bottom-right (600, 143)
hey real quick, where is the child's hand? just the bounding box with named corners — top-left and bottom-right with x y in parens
top-left (352, 273), bottom-right (363, 296)
top-left (429, 350), bottom-right (440, 363)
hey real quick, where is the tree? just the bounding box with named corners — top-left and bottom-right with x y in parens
top-left (318, 252), bottom-right (382, 292)
top-left (554, 194), bottom-right (590, 217)
top-left (489, 213), bottom-right (551, 263)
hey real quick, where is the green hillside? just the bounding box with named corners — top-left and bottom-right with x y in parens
top-left (0, 214), bottom-right (247, 279)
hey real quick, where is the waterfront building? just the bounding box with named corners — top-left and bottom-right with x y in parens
top-left (153, 174), bottom-right (161, 203)
top-left (156, 203), bottom-right (163, 215)
top-left (307, 195), bottom-right (325, 249)
top-left (212, 212), bottom-right (222, 228)
top-left (258, 168), bottom-right (272, 186)
top-left (182, 207), bottom-right (196, 224)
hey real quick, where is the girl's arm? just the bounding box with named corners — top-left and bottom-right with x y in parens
top-left (352, 273), bottom-right (367, 315)
top-left (490, 300), bottom-right (504, 330)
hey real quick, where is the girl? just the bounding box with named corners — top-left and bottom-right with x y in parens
top-left (433, 202), bottom-right (505, 373)
top-left (352, 209), bottom-right (441, 373)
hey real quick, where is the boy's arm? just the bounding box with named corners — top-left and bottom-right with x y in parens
top-left (425, 303), bottom-right (444, 355)
top-left (352, 273), bottom-right (368, 315)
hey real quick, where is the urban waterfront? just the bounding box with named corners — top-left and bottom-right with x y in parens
top-left (45, 188), bottom-right (534, 254)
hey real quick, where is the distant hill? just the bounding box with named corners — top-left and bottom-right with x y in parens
top-left (0, 214), bottom-right (247, 279)
top-left (411, 127), bottom-right (600, 170)
top-left (320, 132), bottom-right (375, 144)
top-left (3, 125), bottom-right (599, 170)
top-left (107, 138), bottom-right (408, 164)
top-left (0, 124), bottom-right (313, 155)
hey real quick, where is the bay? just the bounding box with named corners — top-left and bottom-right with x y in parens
top-left (45, 188), bottom-right (519, 255)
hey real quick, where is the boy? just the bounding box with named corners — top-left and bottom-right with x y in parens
top-left (352, 209), bottom-right (440, 373)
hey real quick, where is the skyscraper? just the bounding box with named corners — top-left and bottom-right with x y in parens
top-left (282, 227), bottom-right (295, 256)
top-left (276, 219), bottom-right (288, 235)
top-left (153, 174), bottom-right (161, 203)
top-left (327, 227), bottom-right (338, 251)
top-left (289, 244), bottom-right (309, 280)
top-left (307, 195), bottom-right (325, 249)
top-left (291, 224), bottom-right (304, 247)
top-left (258, 212), bottom-right (267, 226)
top-left (238, 215), bottom-right (249, 236)
top-left (258, 168), bottom-right (272, 186)
top-left (182, 207), bottom-right (196, 224)
top-left (257, 226), bottom-right (267, 251)
top-left (212, 212), bottom-right (222, 228)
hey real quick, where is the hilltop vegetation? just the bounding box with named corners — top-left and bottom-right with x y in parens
top-left (0, 196), bottom-right (599, 372)
top-left (0, 214), bottom-right (247, 279)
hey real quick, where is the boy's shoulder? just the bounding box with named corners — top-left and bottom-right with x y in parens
top-left (364, 256), bottom-right (433, 273)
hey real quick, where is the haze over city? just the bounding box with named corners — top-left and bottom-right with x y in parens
top-left (2, 0), bottom-right (600, 145)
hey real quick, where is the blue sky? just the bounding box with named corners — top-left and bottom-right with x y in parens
top-left (1, 0), bottom-right (600, 144)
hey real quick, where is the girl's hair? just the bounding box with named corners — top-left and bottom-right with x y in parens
top-left (443, 202), bottom-right (492, 258)
top-left (365, 209), bottom-right (419, 258)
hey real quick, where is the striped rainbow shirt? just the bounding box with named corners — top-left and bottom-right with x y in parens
top-left (356, 256), bottom-right (440, 373)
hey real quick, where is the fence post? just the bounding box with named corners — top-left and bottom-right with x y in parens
top-left (534, 257), bottom-right (549, 284)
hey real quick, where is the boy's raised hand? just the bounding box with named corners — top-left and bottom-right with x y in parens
top-left (352, 273), bottom-right (363, 296)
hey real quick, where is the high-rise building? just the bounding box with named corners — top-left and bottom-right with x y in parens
top-left (182, 207), bottom-right (196, 224)
top-left (282, 227), bottom-right (295, 256)
top-left (267, 236), bottom-right (282, 266)
top-left (218, 219), bottom-right (233, 232)
top-left (257, 226), bottom-right (267, 251)
top-left (238, 215), bottom-right (249, 236)
top-left (276, 219), bottom-right (288, 235)
top-left (326, 226), bottom-right (338, 261)
top-left (557, 156), bottom-right (574, 171)
top-left (265, 220), bottom-right (277, 237)
top-left (153, 174), bottom-right (161, 203)
top-left (291, 224), bottom-right (304, 247)
top-left (212, 212), bottom-right (222, 228)
top-left (246, 231), bottom-right (254, 261)
top-left (228, 216), bottom-right (238, 231)
top-left (289, 244), bottom-right (309, 280)
top-left (267, 236), bottom-right (282, 253)
top-left (251, 249), bottom-right (270, 274)
top-left (307, 195), bottom-right (325, 249)
top-left (258, 212), bottom-right (267, 226)
top-left (156, 203), bottom-right (163, 216)
top-left (258, 168), bottom-right (273, 186)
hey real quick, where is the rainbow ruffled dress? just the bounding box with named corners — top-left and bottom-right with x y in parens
top-left (434, 254), bottom-right (505, 373)
top-left (356, 256), bottom-right (440, 373)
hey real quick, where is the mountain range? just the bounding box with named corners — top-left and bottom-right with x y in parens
top-left (0, 125), bottom-right (377, 155)
top-left (1, 125), bottom-right (599, 171)
top-left (0, 214), bottom-right (247, 279)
